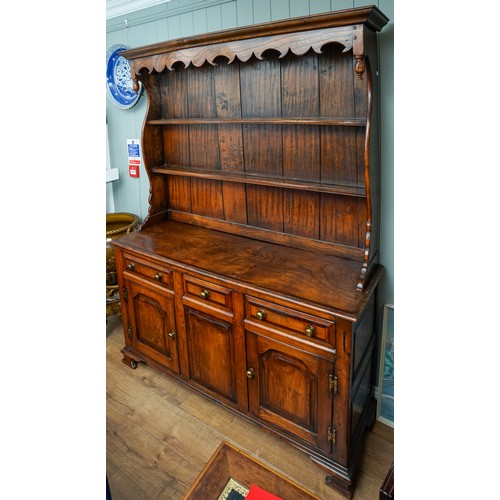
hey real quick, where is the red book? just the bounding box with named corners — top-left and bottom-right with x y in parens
top-left (245, 484), bottom-right (283, 500)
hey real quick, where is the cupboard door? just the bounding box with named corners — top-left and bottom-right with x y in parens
top-left (246, 330), bottom-right (334, 454)
top-left (184, 307), bottom-right (240, 408)
top-left (124, 278), bottom-right (180, 374)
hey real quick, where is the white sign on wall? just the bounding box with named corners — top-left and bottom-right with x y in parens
top-left (127, 139), bottom-right (142, 178)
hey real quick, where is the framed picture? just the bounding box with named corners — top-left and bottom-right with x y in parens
top-left (377, 303), bottom-right (394, 427)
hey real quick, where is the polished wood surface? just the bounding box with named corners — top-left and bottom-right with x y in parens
top-left (115, 220), bottom-right (381, 318)
top-left (113, 8), bottom-right (389, 496)
top-left (107, 316), bottom-right (394, 500)
top-left (123, 275), bottom-right (180, 374)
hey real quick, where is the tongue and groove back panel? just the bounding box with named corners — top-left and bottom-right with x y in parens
top-left (159, 49), bottom-right (367, 248)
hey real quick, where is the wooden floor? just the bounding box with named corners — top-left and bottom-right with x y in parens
top-left (106, 315), bottom-right (394, 500)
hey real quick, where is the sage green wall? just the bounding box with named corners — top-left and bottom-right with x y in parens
top-left (106, 0), bottom-right (394, 309)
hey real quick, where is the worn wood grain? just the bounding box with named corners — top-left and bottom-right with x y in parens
top-left (162, 69), bottom-right (192, 214)
top-left (114, 220), bottom-right (376, 316)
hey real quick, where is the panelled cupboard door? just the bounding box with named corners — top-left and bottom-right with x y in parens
top-left (245, 330), bottom-right (334, 454)
top-left (184, 307), bottom-right (241, 409)
top-left (124, 277), bottom-right (180, 374)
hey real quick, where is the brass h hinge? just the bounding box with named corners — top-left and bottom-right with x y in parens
top-left (329, 374), bottom-right (338, 394)
top-left (122, 287), bottom-right (128, 301)
top-left (328, 426), bottom-right (336, 445)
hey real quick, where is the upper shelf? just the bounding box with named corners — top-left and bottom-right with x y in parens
top-left (147, 117), bottom-right (366, 127)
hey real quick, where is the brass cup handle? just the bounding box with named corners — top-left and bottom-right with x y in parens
top-left (305, 325), bottom-right (316, 337)
top-left (168, 331), bottom-right (176, 340)
top-left (154, 272), bottom-right (163, 281)
top-left (200, 289), bottom-right (210, 299)
top-left (127, 263), bottom-right (135, 270)
top-left (256, 310), bottom-right (266, 321)
top-left (246, 368), bottom-right (255, 379)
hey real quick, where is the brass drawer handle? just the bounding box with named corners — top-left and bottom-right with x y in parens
top-left (305, 325), bottom-right (316, 337)
top-left (200, 289), bottom-right (210, 299)
top-left (246, 368), bottom-right (255, 379)
top-left (127, 262), bottom-right (135, 271)
top-left (256, 310), bottom-right (266, 321)
top-left (154, 272), bottom-right (163, 281)
top-left (168, 331), bottom-right (176, 340)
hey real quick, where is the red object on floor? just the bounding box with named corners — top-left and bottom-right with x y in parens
top-left (245, 484), bottom-right (283, 500)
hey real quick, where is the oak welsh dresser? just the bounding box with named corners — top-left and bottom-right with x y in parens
top-left (113, 6), bottom-right (389, 497)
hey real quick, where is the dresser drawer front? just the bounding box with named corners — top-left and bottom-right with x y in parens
top-left (245, 296), bottom-right (334, 345)
top-left (183, 275), bottom-right (232, 311)
top-left (123, 253), bottom-right (173, 289)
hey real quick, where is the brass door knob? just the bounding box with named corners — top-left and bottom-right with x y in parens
top-left (200, 289), bottom-right (210, 299)
top-left (154, 272), bottom-right (163, 281)
top-left (305, 325), bottom-right (316, 337)
top-left (168, 331), bottom-right (176, 340)
top-left (246, 368), bottom-right (255, 379)
top-left (127, 263), bottom-right (135, 270)
top-left (256, 310), bottom-right (266, 320)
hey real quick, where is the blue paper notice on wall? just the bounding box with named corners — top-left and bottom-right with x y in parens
top-left (128, 141), bottom-right (140, 158)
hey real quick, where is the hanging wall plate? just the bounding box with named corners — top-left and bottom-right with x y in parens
top-left (106, 44), bottom-right (143, 110)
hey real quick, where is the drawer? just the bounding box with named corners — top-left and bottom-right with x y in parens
top-left (245, 296), bottom-right (335, 345)
top-left (183, 275), bottom-right (232, 312)
top-left (123, 253), bottom-right (173, 289)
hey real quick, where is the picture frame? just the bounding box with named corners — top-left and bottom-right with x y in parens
top-left (183, 441), bottom-right (319, 499)
top-left (377, 303), bottom-right (394, 427)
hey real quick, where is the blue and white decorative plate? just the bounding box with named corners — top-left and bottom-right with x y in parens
top-left (106, 44), bottom-right (143, 110)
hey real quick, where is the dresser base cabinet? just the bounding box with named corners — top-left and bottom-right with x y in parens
top-left (114, 222), bottom-right (382, 497)
top-left (113, 6), bottom-right (389, 497)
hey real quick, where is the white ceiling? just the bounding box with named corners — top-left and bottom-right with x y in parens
top-left (106, 0), bottom-right (172, 20)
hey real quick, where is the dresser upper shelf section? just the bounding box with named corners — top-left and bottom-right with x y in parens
top-left (121, 5), bottom-right (389, 83)
top-left (118, 5), bottom-right (388, 292)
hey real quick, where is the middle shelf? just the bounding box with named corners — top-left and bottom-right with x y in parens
top-left (152, 164), bottom-right (367, 197)
top-left (147, 117), bottom-right (367, 126)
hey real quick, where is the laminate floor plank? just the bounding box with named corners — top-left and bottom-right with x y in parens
top-left (107, 402), bottom-right (194, 497)
top-left (371, 421), bottom-right (394, 443)
top-left (108, 370), bottom-right (230, 466)
top-left (348, 470), bottom-right (386, 500)
top-left (357, 434), bottom-right (394, 479)
top-left (107, 463), bottom-right (153, 500)
top-left (106, 315), bottom-right (394, 500)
